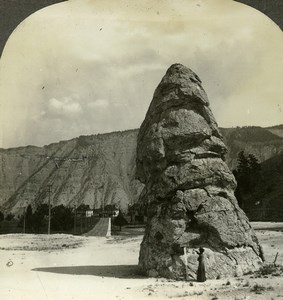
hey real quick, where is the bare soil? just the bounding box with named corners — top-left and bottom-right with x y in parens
top-left (0, 222), bottom-right (282, 300)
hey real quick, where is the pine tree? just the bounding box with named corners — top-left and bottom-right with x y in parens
top-left (235, 151), bottom-right (251, 193)
top-left (248, 154), bottom-right (261, 192)
top-left (234, 151), bottom-right (262, 210)
top-left (248, 154), bottom-right (261, 173)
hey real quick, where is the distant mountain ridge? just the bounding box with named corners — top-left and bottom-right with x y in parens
top-left (221, 125), bottom-right (283, 169)
top-left (0, 125), bottom-right (282, 216)
top-left (266, 124), bottom-right (283, 138)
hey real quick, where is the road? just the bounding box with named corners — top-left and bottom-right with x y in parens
top-left (84, 218), bottom-right (110, 237)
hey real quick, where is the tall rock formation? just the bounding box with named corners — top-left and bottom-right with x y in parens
top-left (136, 64), bottom-right (264, 280)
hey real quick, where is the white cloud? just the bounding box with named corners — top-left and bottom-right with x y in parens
top-left (48, 97), bottom-right (82, 116)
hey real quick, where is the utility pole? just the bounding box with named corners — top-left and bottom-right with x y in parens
top-left (73, 203), bottom-right (77, 235)
top-left (47, 184), bottom-right (52, 235)
top-left (102, 197), bottom-right (105, 217)
top-left (101, 183), bottom-right (105, 217)
top-left (23, 206), bottom-right (26, 234)
top-left (22, 201), bottom-right (28, 234)
top-left (80, 212), bottom-right (83, 234)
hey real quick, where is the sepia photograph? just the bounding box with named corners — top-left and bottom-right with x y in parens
top-left (0, 0), bottom-right (282, 299)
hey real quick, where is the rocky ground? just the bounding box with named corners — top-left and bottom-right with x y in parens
top-left (0, 222), bottom-right (282, 300)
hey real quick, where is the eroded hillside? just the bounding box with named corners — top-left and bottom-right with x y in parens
top-left (0, 130), bottom-right (142, 214)
top-left (0, 126), bottom-right (282, 215)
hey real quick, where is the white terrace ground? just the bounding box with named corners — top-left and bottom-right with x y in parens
top-left (0, 222), bottom-right (282, 300)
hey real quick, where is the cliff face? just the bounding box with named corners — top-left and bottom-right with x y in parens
top-left (0, 126), bottom-right (282, 215)
top-left (0, 130), bottom-right (143, 215)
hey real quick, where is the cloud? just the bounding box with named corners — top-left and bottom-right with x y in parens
top-left (0, 0), bottom-right (282, 148)
top-left (47, 97), bottom-right (82, 117)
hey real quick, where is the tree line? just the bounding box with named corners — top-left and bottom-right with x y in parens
top-left (233, 150), bottom-right (262, 210)
top-left (0, 204), bottom-right (92, 234)
top-left (0, 203), bottom-right (131, 234)
top-left (19, 204), bottom-right (77, 233)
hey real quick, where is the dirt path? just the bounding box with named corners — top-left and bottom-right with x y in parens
top-left (84, 218), bottom-right (110, 237)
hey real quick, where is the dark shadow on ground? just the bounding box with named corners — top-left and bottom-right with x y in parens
top-left (32, 264), bottom-right (146, 279)
top-left (255, 227), bottom-right (283, 232)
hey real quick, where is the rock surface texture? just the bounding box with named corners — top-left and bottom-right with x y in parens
top-left (136, 64), bottom-right (264, 280)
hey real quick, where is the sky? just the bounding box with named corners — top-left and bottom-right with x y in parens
top-left (0, 0), bottom-right (282, 148)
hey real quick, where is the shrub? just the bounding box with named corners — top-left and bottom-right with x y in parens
top-left (243, 281), bottom-right (249, 287)
top-left (32, 204), bottom-right (49, 233)
top-left (250, 284), bottom-right (274, 294)
top-left (113, 209), bottom-right (128, 230)
top-left (51, 205), bottom-right (73, 231)
top-left (5, 213), bottom-right (14, 221)
top-left (255, 264), bottom-right (283, 277)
